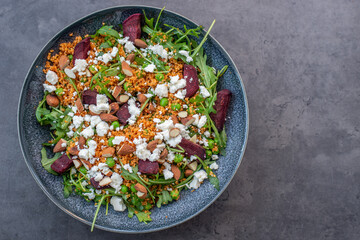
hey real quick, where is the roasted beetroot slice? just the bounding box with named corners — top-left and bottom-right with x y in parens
top-left (50, 153), bottom-right (73, 174)
top-left (184, 64), bottom-right (199, 98)
top-left (82, 89), bottom-right (98, 105)
top-left (178, 139), bottom-right (206, 160)
top-left (210, 89), bottom-right (232, 131)
top-left (138, 160), bottom-right (159, 174)
top-left (73, 37), bottom-right (91, 63)
top-left (90, 178), bottom-right (110, 190)
top-left (123, 13), bottom-right (142, 42)
top-left (116, 103), bottom-right (131, 125)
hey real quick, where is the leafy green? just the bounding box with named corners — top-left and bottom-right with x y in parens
top-left (120, 165), bottom-right (155, 202)
top-left (62, 174), bottom-right (73, 198)
top-left (135, 211), bottom-right (152, 223)
top-left (91, 195), bottom-right (108, 232)
top-left (191, 19), bottom-right (216, 58)
top-left (92, 25), bottom-right (120, 39)
top-left (196, 156), bottom-right (220, 191)
top-left (154, 6), bottom-right (165, 31)
top-left (41, 147), bottom-right (61, 175)
top-left (65, 76), bottom-right (81, 99)
top-left (142, 9), bottom-right (154, 29)
top-left (156, 190), bottom-right (173, 208)
top-left (209, 175), bottom-right (220, 190)
top-left (99, 41), bottom-right (112, 49)
top-left (194, 47), bottom-right (228, 151)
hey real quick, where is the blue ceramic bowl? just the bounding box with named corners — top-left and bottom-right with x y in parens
top-left (17, 6), bottom-right (249, 233)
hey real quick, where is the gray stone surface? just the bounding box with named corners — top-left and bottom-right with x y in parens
top-left (1, 0), bottom-right (359, 239)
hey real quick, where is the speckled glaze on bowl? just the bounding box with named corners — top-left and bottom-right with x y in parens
top-left (17, 6), bottom-right (249, 233)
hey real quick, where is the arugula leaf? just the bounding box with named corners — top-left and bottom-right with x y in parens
top-left (127, 205), bottom-right (135, 218)
top-left (104, 67), bottom-right (120, 77)
top-left (190, 95), bottom-right (205, 105)
top-left (99, 41), bottom-right (112, 49)
top-left (156, 190), bottom-right (173, 208)
top-left (135, 211), bottom-right (152, 223)
top-left (62, 174), bottom-right (73, 198)
top-left (191, 19), bottom-right (216, 58)
top-left (65, 77), bottom-right (81, 99)
top-left (123, 199), bottom-right (152, 223)
top-left (143, 9), bottom-right (154, 29)
top-left (41, 147), bottom-right (61, 175)
top-left (154, 6), bottom-right (165, 31)
top-left (209, 176), bottom-right (220, 191)
top-left (94, 25), bottom-right (120, 39)
top-left (36, 94), bottom-right (49, 124)
top-left (196, 156), bottom-right (220, 191)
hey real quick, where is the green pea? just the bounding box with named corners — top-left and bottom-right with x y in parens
top-left (206, 150), bottom-right (212, 157)
top-left (55, 88), bottom-right (64, 96)
top-left (155, 73), bottom-right (164, 81)
top-left (165, 66), bottom-right (170, 70)
top-left (170, 189), bottom-right (180, 200)
top-left (108, 137), bottom-right (115, 147)
top-left (171, 103), bottom-right (181, 111)
top-left (130, 184), bottom-right (137, 193)
top-left (160, 98), bottom-right (169, 107)
top-left (120, 185), bottom-right (128, 193)
top-left (106, 157), bottom-right (115, 168)
top-left (174, 154), bottom-right (184, 163)
top-left (68, 54), bottom-right (73, 61)
top-left (88, 65), bottom-right (97, 74)
top-left (208, 139), bottom-right (215, 149)
top-left (144, 202), bottom-right (152, 210)
top-left (111, 121), bottom-right (120, 129)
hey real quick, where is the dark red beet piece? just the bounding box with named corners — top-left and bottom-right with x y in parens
top-left (210, 89), bottom-right (232, 131)
top-left (184, 64), bottom-right (199, 98)
top-left (50, 153), bottom-right (73, 174)
top-left (116, 103), bottom-right (131, 125)
top-left (82, 89), bottom-right (98, 105)
top-left (123, 13), bottom-right (142, 42)
top-left (138, 160), bottom-right (159, 174)
top-left (90, 178), bottom-right (110, 190)
top-left (73, 37), bottom-right (91, 63)
top-left (178, 139), bottom-right (206, 160)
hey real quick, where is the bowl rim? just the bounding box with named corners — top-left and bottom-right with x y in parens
top-left (17, 4), bottom-right (249, 234)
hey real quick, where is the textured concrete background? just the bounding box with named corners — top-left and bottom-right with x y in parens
top-left (1, 0), bottom-right (360, 239)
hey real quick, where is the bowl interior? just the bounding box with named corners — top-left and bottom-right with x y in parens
top-left (18, 6), bottom-right (248, 233)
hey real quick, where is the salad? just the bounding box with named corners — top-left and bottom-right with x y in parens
top-left (36, 8), bottom-right (232, 230)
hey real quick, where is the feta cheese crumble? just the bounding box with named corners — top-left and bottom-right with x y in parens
top-left (46, 70), bottom-right (58, 85)
top-left (147, 44), bottom-right (169, 59)
top-left (72, 59), bottom-right (88, 75)
top-left (179, 50), bottom-right (193, 62)
top-left (96, 121), bottom-right (109, 137)
top-left (128, 98), bottom-right (141, 125)
top-left (43, 84), bottom-right (56, 93)
top-left (110, 196), bottom-right (126, 211)
top-left (199, 86), bottom-right (211, 98)
top-left (210, 162), bottom-right (219, 170)
top-left (168, 75), bottom-right (186, 93)
top-left (154, 84), bottom-right (168, 98)
top-left (144, 63), bottom-right (156, 72)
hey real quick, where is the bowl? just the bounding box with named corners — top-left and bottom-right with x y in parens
top-left (17, 5), bottom-right (249, 233)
